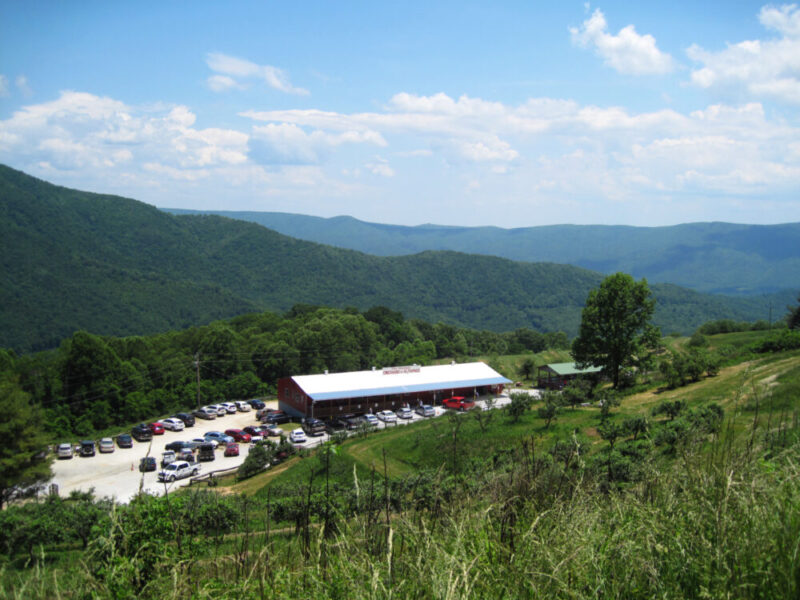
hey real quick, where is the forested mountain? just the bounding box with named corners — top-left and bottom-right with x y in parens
top-left (167, 209), bottom-right (800, 295)
top-left (1, 164), bottom-right (791, 352)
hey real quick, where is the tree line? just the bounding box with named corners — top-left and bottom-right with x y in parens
top-left (0, 305), bottom-right (569, 440)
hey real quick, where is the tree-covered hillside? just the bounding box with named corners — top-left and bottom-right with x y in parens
top-left (169, 208), bottom-right (800, 295)
top-left (1, 164), bottom-right (790, 352)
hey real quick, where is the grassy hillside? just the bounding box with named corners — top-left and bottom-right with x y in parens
top-left (3, 333), bottom-right (798, 599)
top-left (169, 208), bottom-right (800, 295)
top-left (1, 164), bottom-right (790, 352)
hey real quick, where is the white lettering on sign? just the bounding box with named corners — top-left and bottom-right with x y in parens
top-left (382, 365), bottom-right (421, 375)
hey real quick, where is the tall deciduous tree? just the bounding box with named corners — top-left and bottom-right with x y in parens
top-left (572, 273), bottom-right (660, 389)
top-left (0, 377), bottom-right (52, 508)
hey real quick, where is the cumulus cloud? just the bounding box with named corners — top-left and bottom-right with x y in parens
top-left (206, 52), bottom-right (309, 95)
top-left (2, 87), bottom-right (799, 223)
top-left (570, 8), bottom-right (674, 75)
top-left (687, 4), bottom-right (800, 103)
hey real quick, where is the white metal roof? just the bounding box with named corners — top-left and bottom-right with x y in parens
top-left (293, 362), bottom-right (511, 401)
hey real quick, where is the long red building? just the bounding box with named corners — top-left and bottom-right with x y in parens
top-left (278, 362), bottom-right (511, 419)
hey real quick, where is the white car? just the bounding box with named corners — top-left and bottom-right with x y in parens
top-left (235, 401), bottom-right (251, 412)
top-left (377, 410), bottom-right (397, 423)
top-left (157, 460), bottom-right (200, 482)
top-left (289, 429), bottom-right (307, 444)
top-left (57, 442), bottom-right (74, 459)
top-left (363, 414), bottom-right (379, 428)
top-left (162, 417), bottom-right (186, 432)
top-left (219, 402), bottom-right (237, 414)
top-left (98, 437), bottom-right (115, 453)
top-left (191, 437), bottom-right (218, 449)
top-left (397, 407), bottom-right (413, 419)
top-left (206, 404), bottom-right (227, 417)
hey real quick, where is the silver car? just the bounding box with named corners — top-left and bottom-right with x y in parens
top-left (57, 442), bottom-right (74, 459)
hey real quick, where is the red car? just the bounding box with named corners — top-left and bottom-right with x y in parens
top-left (224, 442), bottom-right (239, 457)
top-left (224, 429), bottom-right (252, 443)
top-left (149, 422), bottom-right (165, 435)
top-left (442, 396), bottom-right (476, 411)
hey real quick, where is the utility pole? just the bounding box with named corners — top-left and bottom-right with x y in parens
top-left (195, 353), bottom-right (201, 409)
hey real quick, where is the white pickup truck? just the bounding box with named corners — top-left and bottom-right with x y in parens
top-left (157, 460), bottom-right (200, 482)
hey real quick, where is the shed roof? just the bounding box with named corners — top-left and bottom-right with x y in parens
top-left (542, 362), bottom-right (603, 376)
top-left (293, 362), bottom-right (511, 401)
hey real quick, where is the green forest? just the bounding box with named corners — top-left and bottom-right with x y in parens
top-left (168, 208), bottom-right (800, 295)
top-left (2, 164), bottom-right (794, 353)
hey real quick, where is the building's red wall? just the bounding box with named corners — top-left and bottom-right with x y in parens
top-left (277, 377), bottom-right (310, 417)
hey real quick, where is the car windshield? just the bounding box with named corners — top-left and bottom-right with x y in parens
top-left (165, 464), bottom-right (178, 470)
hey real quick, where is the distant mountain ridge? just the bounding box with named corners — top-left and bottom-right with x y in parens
top-left (165, 209), bottom-right (800, 295)
top-left (1, 164), bottom-right (794, 353)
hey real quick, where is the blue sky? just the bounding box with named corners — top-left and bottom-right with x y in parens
top-left (1, 1), bottom-right (798, 227)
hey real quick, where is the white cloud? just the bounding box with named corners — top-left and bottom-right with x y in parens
top-left (687, 4), bottom-right (800, 103)
top-left (2, 87), bottom-right (799, 225)
top-left (570, 8), bottom-right (674, 75)
top-left (365, 157), bottom-right (395, 177)
top-left (207, 74), bottom-right (244, 92)
top-left (206, 52), bottom-right (309, 96)
top-left (0, 75), bottom-right (8, 97)
top-left (15, 75), bottom-right (32, 96)
top-left (249, 122), bottom-right (386, 165)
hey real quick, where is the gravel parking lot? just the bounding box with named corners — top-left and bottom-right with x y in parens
top-left (50, 393), bottom-right (513, 503)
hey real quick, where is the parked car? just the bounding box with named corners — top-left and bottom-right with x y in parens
top-left (225, 429), bottom-right (252, 443)
top-left (242, 426), bottom-right (265, 442)
top-left (376, 410), bottom-right (397, 423)
top-left (57, 442), bottom-right (74, 459)
top-left (362, 414), bottom-right (379, 428)
top-left (235, 401), bottom-right (251, 412)
top-left (174, 412), bottom-right (195, 427)
top-left (161, 450), bottom-right (176, 467)
top-left (301, 417), bottom-right (326, 436)
top-left (116, 433), bottom-right (133, 448)
top-left (224, 442), bottom-right (240, 457)
top-left (98, 437), bottom-right (115, 453)
top-left (80, 440), bottom-right (96, 457)
top-left (191, 437), bottom-right (218, 449)
top-left (343, 414), bottom-right (362, 430)
top-left (194, 407), bottom-right (217, 420)
top-left (219, 402), bottom-right (237, 414)
top-left (162, 417), bottom-right (185, 432)
top-left (289, 429), bottom-right (307, 444)
top-left (415, 404), bottom-right (435, 417)
top-left (165, 440), bottom-right (193, 453)
top-left (397, 407), bottom-right (413, 420)
top-left (148, 422), bottom-right (165, 435)
top-left (263, 424), bottom-right (284, 437)
top-left (325, 418), bottom-right (348, 434)
top-left (158, 460), bottom-right (199, 482)
top-left (204, 431), bottom-right (234, 444)
top-left (139, 456), bottom-right (157, 472)
top-left (177, 449), bottom-right (196, 463)
top-left (443, 396), bottom-right (476, 411)
top-left (263, 410), bottom-right (291, 425)
top-left (197, 443), bottom-right (216, 462)
top-left (206, 404), bottom-right (227, 417)
top-left (132, 423), bottom-right (153, 441)
top-left (248, 399), bottom-right (266, 410)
